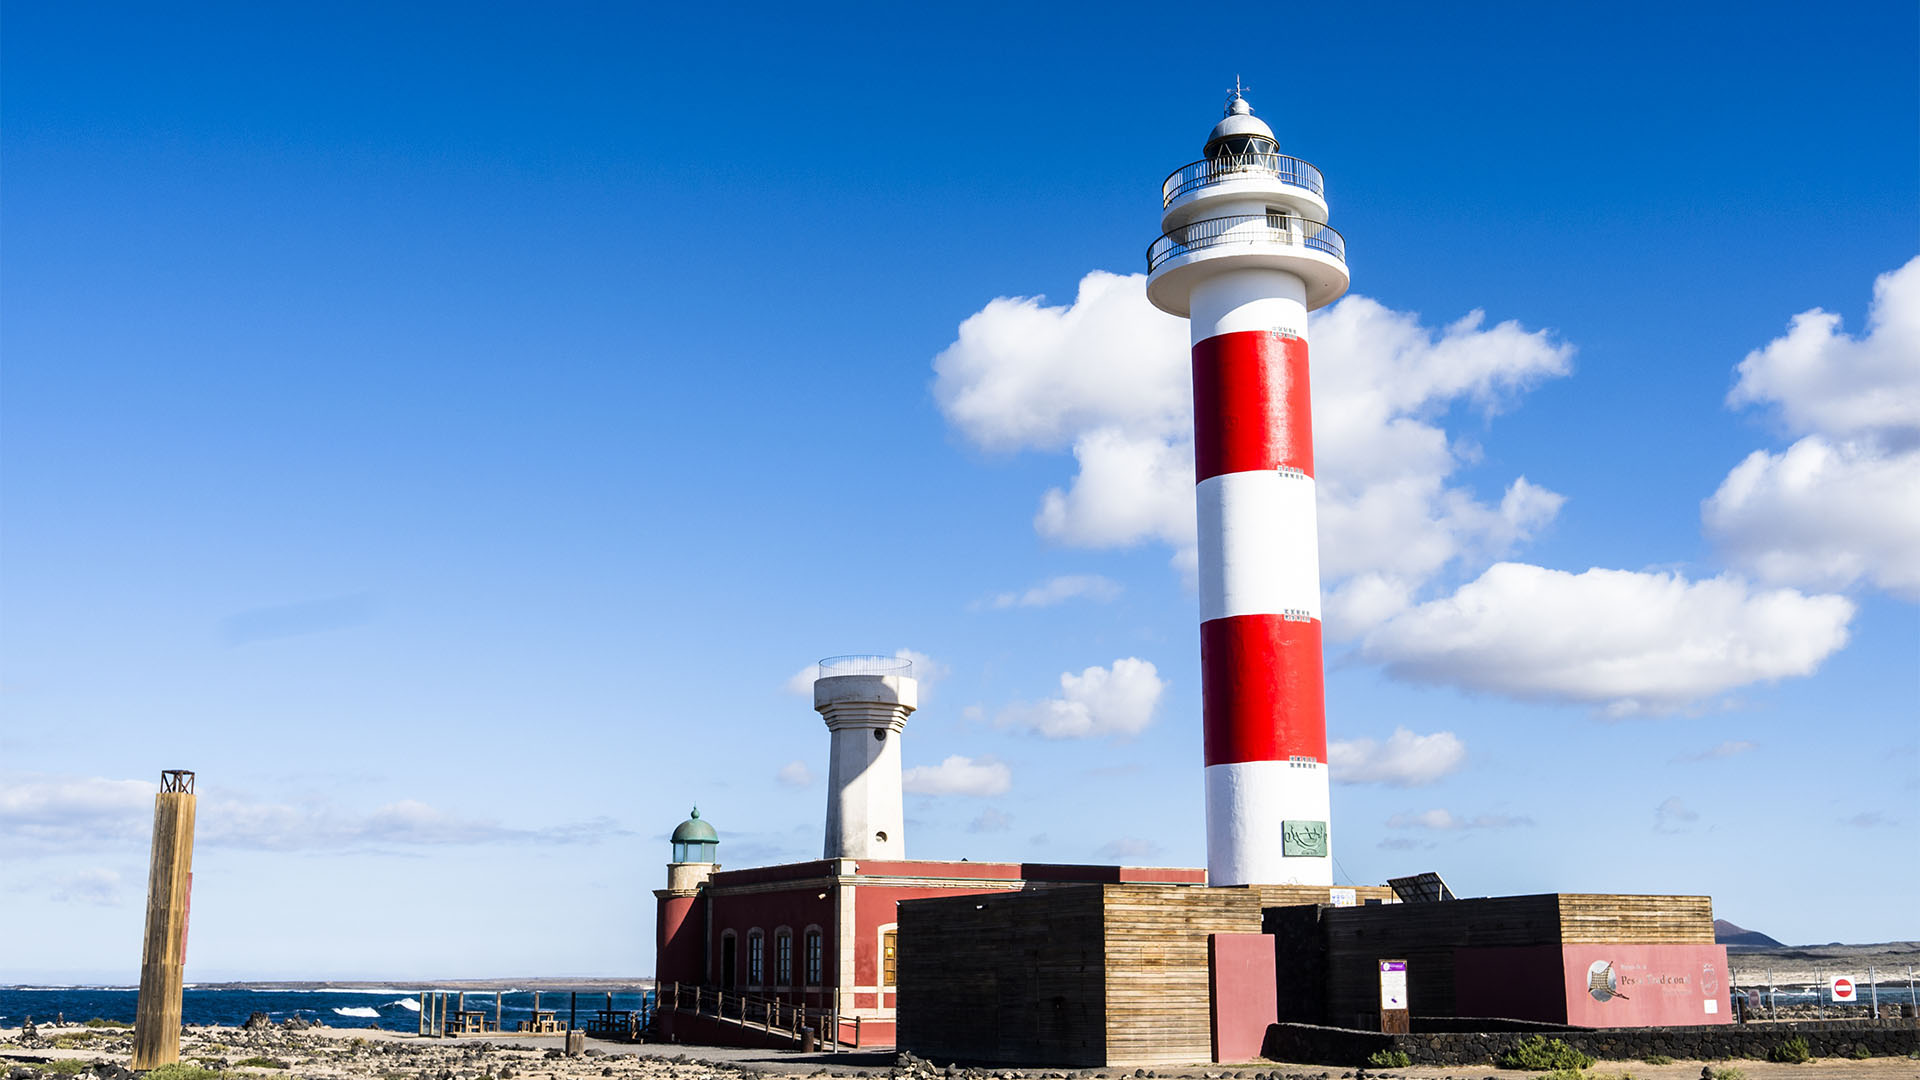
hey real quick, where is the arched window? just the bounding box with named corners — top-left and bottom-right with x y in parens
top-left (747, 929), bottom-right (765, 987)
top-left (881, 925), bottom-right (898, 987)
top-left (775, 928), bottom-right (794, 986)
top-left (804, 927), bottom-right (824, 986)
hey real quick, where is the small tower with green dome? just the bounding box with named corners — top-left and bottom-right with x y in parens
top-left (666, 806), bottom-right (720, 892)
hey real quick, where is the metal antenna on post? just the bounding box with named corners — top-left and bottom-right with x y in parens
top-left (132, 770), bottom-right (197, 1070)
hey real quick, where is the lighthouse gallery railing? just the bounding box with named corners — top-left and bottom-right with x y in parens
top-left (1146, 214), bottom-right (1347, 273)
top-left (1162, 152), bottom-right (1325, 206)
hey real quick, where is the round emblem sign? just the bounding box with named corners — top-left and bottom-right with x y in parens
top-left (1831, 976), bottom-right (1857, 1003)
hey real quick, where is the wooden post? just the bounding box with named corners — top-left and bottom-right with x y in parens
top-left (132, 771), bottom-right (197, 1071)
top-left (569, 991), bottom-right (577, 1032)
top-left (495, 991), bottom-right (502, 1033)
top-left (419, 993), bottom-right (429, 1036)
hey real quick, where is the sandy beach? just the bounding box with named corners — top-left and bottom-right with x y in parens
top-left (4, 1022), bottom-right (1918, 1080)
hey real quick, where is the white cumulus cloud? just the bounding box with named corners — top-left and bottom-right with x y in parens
top-left (1708, 258), bottom-right (1920, 599)
top-left (1327, 727), bottom-right (1466, 786)
top-left (996, 657), bottom-right (1166, 739)
top-left (902, 755), bottom-right (1012, 797)
top-left (776, 761), bottom-right (814, 787)
top-left (1726, 256), bottom-right (1920, 444)
top-left (1360, 563), bottom-right (1855, 716)
top-left (931, 273), bottom-right (1573, 626)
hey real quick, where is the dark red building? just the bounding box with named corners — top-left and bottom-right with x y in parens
top-left (653, 809), bottom-right (1205, 1047)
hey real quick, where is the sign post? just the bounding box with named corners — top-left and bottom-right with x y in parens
top-left (1379, 959), bottom-right (1410, 1034)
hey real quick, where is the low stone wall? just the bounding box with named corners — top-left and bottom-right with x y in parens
top-left (1263, 1018), bottom-right (1920, 1066)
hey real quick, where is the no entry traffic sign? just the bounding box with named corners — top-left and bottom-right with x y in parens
top-left (1830, 976), bottom-right (1858, 1003)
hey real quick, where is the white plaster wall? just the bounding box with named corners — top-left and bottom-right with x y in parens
top-left (1190, 267), bottom-right (1309, 341)
top-left (817, 675), bottom-right (915, 860)
top-left (1197, 470), bottom-right (1322, 622)
top-left (1204, 759), bottom-right (1333, 886)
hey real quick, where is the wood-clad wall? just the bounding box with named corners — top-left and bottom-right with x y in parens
top-left (1249, 884), bottom-right (1397, 907)
top-left (1317, 894), bottom-right (1716, 1028)
top-left (1557, 894), bottom-right (1714, 943)
top-left (897, 886), bottom-right (1108, 1066)
top-left (1101, 886), bottom-right (1264, 1067)
top-left (1322, 894), bottom-right (1562, 1027)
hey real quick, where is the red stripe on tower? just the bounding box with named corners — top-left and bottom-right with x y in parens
top-left (1199, 614), bottom-right (1327, 765)
top-left (1191, 331), bottom-right (1315, 482)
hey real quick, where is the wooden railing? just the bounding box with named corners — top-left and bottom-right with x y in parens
top-left (658, 981), bottom-right (862, 1049)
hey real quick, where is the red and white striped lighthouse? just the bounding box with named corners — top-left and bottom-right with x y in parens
top-left (1146, 88), bottom-right (1349, 886)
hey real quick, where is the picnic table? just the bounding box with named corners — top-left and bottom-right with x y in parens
top-left (445, 1010), bottom-right (491, 1035)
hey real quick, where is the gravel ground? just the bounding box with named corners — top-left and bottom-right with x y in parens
top-left (2, 1023), bottom-right (1916, 1080)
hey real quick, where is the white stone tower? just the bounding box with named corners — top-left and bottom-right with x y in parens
top-left (1145, 87), bottom-right (1350, 886)
top-left (816, 654), bottom-right (916, 860)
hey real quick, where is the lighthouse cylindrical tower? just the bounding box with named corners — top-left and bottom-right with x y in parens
top-left (816, 654), bottom-right (917, 860)
top-left (1146, 91), bottom-right (1350, 887)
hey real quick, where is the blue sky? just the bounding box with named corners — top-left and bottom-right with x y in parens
top-left (3, 2), bottom-right (1915, 982)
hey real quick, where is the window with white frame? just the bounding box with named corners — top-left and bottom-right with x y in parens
top-left (747, 929), bottom-right (765, 986)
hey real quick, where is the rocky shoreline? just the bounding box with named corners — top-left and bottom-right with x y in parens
top-left (4, 1021), bottom-right (1917, 1080)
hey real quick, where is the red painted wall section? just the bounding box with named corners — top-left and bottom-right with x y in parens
top-left (855, 882), bottom-right (1005, 989)
top-left (707, 886), bottom-right (835, 1001)
top-left (656, 895), bottom-right (704, 986)
top-left (1560, 944), bottom-right (1732, 1028)
top-left (1453, 945), bottom-right (1569, 1024)
top-left (1209, 933), bottom-right (1277, 1063)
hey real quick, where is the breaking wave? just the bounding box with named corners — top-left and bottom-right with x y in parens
top-left (331, 1006), bottom-right (381, 1018)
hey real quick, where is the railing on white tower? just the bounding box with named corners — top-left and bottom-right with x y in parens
top-left (1161, 152), bottom-right (1326, 207)
top-left (817, 654), bottom-right (914, 679)
top-left (1146, 214), bottom-right (1348, 273)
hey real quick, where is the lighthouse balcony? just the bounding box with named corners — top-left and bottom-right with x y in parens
top-left (1162, 153), bottom-right (1327, 213)
top-left (1145, 214), bottom-right (1350, 314)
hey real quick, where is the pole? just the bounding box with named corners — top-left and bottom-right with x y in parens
top-left (1869, 964), bottom-right (1879, 1020)
top-left (132, 771), bottom-right (197, 1071)
top-left (1768, 968), bottom-right (1776, 1021)
top-left (418, 993), bottom-right (428, 1036)
top-left (570, 991), bottom-right (577, 1032)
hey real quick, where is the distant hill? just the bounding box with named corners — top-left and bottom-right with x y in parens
top-left (1715, 919), bottom-right (1786, 948)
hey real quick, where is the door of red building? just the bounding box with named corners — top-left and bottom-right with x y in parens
top-left (721, 936), bottom-right (737, 990)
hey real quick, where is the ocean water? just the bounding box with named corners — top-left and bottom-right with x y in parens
top-left (0, 987), bottom-right (655, 1030)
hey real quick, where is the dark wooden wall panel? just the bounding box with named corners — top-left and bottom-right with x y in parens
top-left (897, 886), bottom-right (1107, 1066)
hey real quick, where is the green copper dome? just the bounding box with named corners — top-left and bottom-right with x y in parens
top-left (671, 807), bottom-right (718, 844)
